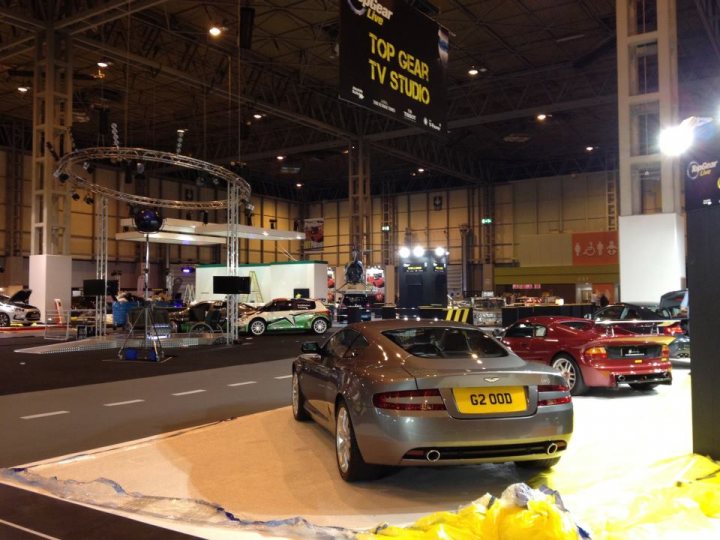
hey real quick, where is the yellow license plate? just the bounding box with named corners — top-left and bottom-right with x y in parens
top-left (453, 386), bottom-right (527, 414)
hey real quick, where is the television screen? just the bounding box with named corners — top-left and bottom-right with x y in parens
top-left (213, 276), bottom-right (251, 294)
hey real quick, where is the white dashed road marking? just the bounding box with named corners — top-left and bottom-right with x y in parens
top-left (228, 381), bottom-right (257, 387)
top-left (172, 389), bottom-right (207, 396)
top-left (274, 375), bottom-right (292, 380)
top-left (0, 518), bottom-right (62, 540)
top-left (20, 410), bottom-right (69, 420)
top-left (103, 399), bottom-right (145, 407)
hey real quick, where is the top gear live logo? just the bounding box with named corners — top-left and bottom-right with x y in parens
top-left (686, 160), bottom-right (718, 180)
top-left (347, 0), bottom-right (394, 25)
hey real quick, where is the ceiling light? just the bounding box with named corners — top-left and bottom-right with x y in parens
top-left (253, 113), bottom-right (263, 120)
top-left (586, 146), bottom-right (595, 152)
top-left (17, 86), bottom-right (29, 93)
top-left (97, 60), bottom-right (110, 68)
top-left (209, 25), bottom-right (222, 37)
top-left (468, 67), bottom-right (479, 76)
top-left (296, 183), bottom-right (303, 188)
top-left (276, 155), bottom-right (285, 161)
top-left (417, 167), bottom-right (425, 173)
top-left (536, 113), bottom-right (548, 121)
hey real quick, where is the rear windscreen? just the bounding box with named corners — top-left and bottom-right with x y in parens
top-left (382, 327), bottom-right (508, 358)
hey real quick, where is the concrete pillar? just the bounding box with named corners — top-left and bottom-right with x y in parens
top-left (616, 0), bottom-right (685, 301)
top-left (29, 254), bottom-right (72, 323)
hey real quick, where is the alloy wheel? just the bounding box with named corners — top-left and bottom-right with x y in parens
top-left (553, 357), bottom-right (577, 390)
top-left (336, 406), bottom-right (351, 474)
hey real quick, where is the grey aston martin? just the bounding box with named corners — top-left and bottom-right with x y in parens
top-left (291, 319), bottom-right (573, 482)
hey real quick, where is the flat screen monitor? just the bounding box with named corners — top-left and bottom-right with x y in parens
top-left (213, 276), bottom-right (251, 295)
top-left (83, 279), bottom-right (119, 296)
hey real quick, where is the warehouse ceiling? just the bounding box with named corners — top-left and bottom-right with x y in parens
top-left (0, 0), bottom-right (718, 201)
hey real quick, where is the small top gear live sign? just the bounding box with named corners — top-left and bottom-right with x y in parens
top-left (339, 0), bottom-right (448, 134)
top-left (683, 121), bottom-right (720, 211)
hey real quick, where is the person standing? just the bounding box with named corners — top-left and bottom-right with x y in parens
top-left (599, 293), bottom-right (609, 307)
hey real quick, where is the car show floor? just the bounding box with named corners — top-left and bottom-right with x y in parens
top-left (2, 364), bottom-right (719, 539)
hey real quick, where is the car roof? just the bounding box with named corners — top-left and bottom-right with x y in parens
top-left (347, 319), bottom-right (476, 334)
top-left (514, 316), bottom-right (591, 325)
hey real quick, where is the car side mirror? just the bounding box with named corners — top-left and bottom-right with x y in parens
top-left (301, 341), bottom-right (321, 354)
top-left (492, 328), bottom-right (504, 337)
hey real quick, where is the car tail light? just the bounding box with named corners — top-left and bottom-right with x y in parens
top-left (661, 345), bottom-right (670, 360)
top-left (373, 389), bottom-right (446, 411)
top-left (663, 323), bottom-right (683, 335)
top-left (584, 346), bottom-right (607, 361)
top-left (537, 384), bottom-right (571, 406)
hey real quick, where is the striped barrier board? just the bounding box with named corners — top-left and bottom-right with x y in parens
top-left (445, 308), bottom-right (473, 323)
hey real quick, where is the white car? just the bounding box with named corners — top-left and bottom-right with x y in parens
top-left (0, 290), bottom-right (42, 327)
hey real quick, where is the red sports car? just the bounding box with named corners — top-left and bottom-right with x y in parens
top-left (499, 316), bottom-right (672, 395)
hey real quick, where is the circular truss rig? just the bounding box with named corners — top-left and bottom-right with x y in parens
top-left (54, 147), bottom-right (251, 210)
top-left (54, 146), bottom-right (248, 345)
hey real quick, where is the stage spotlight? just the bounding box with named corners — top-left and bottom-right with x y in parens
top-left (57, 172), bottom-right (69, 183)
top-left (84, 193), bottom-right (94, 205)
top-left (128, 204), bottom-right (138, 217)
top-left (134, 161), bottom-right (146, 181)
top-left (196, 175), bottom-right (207, 186)
top-left (83, 161), bottom-right (95, 174)
top-left (71, 191), bottom-right (80, 201)
top-left (133, 208), bottom-right (164, 233)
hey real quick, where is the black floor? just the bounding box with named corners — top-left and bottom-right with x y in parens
top-left (0, 483), bottom-right (201, 539)
top-left (0, 331), bottom-right (328, 396)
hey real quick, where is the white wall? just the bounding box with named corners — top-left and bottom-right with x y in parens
top-left (619, 213), bottom-right (685, 303)
top-left (195, 262), bottom-right (327, 303)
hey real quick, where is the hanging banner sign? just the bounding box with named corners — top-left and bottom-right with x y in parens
top-left (304, 218), bottom-right (325, 251)
top-left (685, 139), bottom-right (720, 211)
top-left (339, 0), bottom-right (448, 133)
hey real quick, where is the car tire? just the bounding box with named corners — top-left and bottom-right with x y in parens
top-left (311, 317), bottom-right (328, 335)
top-left (515, 456), bottom-right (562, 470)
top-left (629, 383), bottom-right (659, 391)
top-left (292, 370), bottom-right (311, 421)
top-left (249, 318), bottom-right (266, 336)
top-left (0, 313), bottom-right (10, 327)
top-left (189, 322), bottom-right (213, 335)
top-left (335, 400), bottom-right (379, 482)
top-left (551, 354), bottom-right (587, 396)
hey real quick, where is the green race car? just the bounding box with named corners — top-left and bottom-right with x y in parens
top-left (238, 298), bottom-right (332, 336)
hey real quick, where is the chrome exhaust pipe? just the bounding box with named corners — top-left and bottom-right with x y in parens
top-left (546, 442), bottom-right (559, 455)
top-left (426, 449), bottom-right (441, 462)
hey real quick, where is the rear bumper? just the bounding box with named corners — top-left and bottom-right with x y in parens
top-left (581, 362), bottom-right (672, 388)
top-left (354, 404), bottom-right (573, 466)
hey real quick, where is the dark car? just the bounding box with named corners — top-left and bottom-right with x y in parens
top-left (292, 320), bottom-right (573, 481)
top-left (500, 316), bottom-right (673, 395)
top-left (590, 303), bottom-right (685, 335)
top-left (336, 292), bottom-right (372, 323)
top-left (169, 300), bottom-right (257, 332)
top-left (0, 290), bottom-right (41, 326)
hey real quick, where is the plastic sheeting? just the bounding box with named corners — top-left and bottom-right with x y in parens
top-left (0, 467), bottom-right (356, 540)
top-left (359, 455), bottom-right (720, 540)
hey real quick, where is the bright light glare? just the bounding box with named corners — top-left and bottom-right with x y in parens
top-left (209, 26), bottom-right (222, 37)
top-left (398, 246), bottom-right (411, 258)
top-left (434, 246), bottom-right (446, 257)
top-left (412, 245), bottom-right (425, 257)
top-left (659, 124), bottom-right (694, 156)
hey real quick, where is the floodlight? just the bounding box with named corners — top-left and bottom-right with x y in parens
top-left (434, 246), bottom-right (446, 257)
top-left (412, 245), bottom-right (425, 257)
top-left (398, 246), bottom-right (411, 258)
